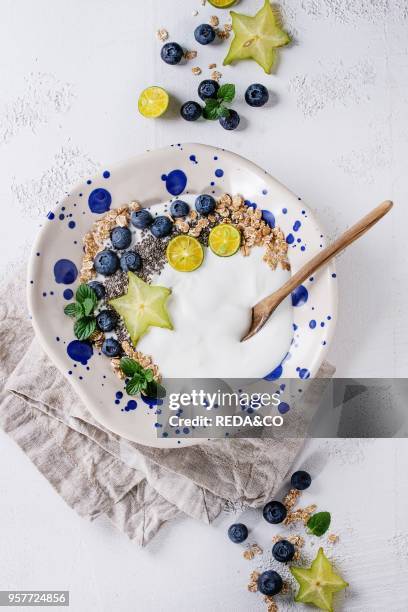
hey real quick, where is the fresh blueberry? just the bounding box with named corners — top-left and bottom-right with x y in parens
top-left (245, 83), bottom-right (269, 107)
top-left (120, 251), bottom-right (142, 272)
top-left (151, 216), bottom-right (173, 238)
top-left (161, 42), bottom-right (184, 65)
top-left (170, 200), bottom-right (190, 218)
top-left (131, 209), bottom-right (154, 230)
top-left (88, 281), bottom-right (105, 300)
top-left (228, 523), bottom-right (248, 544)
top-left (195, 194), bottom-right (216, 216)
top-left (291, 470), bottom-right (312, 491)
top-left (180, 101), bottom-right (202, 122)
top-left (111, 226), bottom-right (132, 250)
top-left (272, 539), bottom-right (295, 563)
top-left (102, 338), bottom-right (122, 358)
top-left (257, 571), bottom-right (283, 596)
top-left (94, 249), bottom-right (119, 276)
top-left (198, 79), bottom-right (220, 100)
top-left (219, 110), bottom-right (240, 131)
top-left (194, 23), bottom-right (216, 45)
top-left (96, 310), bottom-right (118, 332)
top-left (263, 500), bottom-right (287, 524)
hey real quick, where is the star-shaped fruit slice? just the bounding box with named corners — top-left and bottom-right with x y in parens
top-left (290, 548), bottom-right (348, 612)
top-left (109, 272), bottom-right (173, 346)
top-left (223, 0), bottom-right (290, 74)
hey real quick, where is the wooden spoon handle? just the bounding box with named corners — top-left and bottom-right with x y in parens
top-left (262, 200), bottom-right (393, 311)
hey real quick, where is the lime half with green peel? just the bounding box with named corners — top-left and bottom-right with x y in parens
top-left (138, 86), bottom-right (169, 118)
top-left (166, 235), bottom-right (204, 272)
top-left (209, 224), bottom-right (241, 257)
top-left (290, 548), bottom-right (349, 612)
top-left (223, 0), bottom-right (291, 74)
top-left (109, 272), bottom-right (173, 346)
top-left (208, 0), bottom-right (237, 7)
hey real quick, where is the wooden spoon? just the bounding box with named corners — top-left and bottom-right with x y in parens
top-left (241, 200), bottom-right (393, 342)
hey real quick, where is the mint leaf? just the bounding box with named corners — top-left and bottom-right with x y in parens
top-left (203, 98), bottom-right (221, 121)
top-left (74, 317), bottom-right (96, 341)
top-left (120, 357), bottom-right (143, 377)
top-left (126, 374), bottom-right (148, 396)
top-left (217, 105), bottom-right (230, 119)
top-left (82, 297), bottom-right (95, 317)
top-left (76, 284), bottom-right (97, 306)
top-left (64, 303), bottom-right (77, 318)
top-left (307, 512), bottom-right (331, 537)
top-left (144, 380), bottom-right (166, 399)
top-left (144, 369), bottom-right (154, 383)
top-left (217, 84), bottom-right (235, 103)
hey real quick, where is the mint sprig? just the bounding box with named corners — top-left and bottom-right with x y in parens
top-left (307, 511), bottom-right (331, 537)
top-left (203, 83), bottom-right (235, 121)
top-left (120, 357), bottom-right (166, 399)
top-left (64, 284), bottom-right (98, 341)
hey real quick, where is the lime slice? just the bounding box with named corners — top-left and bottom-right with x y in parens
top-left (209, 224), bottom-right (241, 257)
top-left (166, 236), bottom-right (204, 272)
top-left (208, 0), bottom-right (237, 7)
top-left (138, 86), bottom-right (169, 118)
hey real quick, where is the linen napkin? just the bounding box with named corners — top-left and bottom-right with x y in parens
top-left (0, 268), bottom-right (334, 546)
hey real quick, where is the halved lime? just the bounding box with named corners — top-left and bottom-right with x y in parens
top-left (209, 224), bottom-right (241, 257)
top-left (208, 0), bottom-right (237, 7)
top-left (138, 86), bottom-right (169, 118)
top-left (166, 235), bottom-right (204, 272)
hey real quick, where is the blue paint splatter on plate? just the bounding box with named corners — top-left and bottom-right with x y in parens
top-left (88, 188), bottom-right (112, 214)
top-left (161, 169), bottom-right (187, 196)
top-left (292, 285), bottom-right (309, 307)
top-left (67, 340), bottom-right (93, 365)
top-left (54, 259), bottom-right (78, 285)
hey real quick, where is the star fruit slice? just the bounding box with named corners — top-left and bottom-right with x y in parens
top-left (290, 548), bottom-right (349, 612)
top-left (223, 0), bottom-right (290, 74)
top-left (109, 272), bottom-right (173, 346)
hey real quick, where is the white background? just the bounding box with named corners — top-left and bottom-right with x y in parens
top-left (0, 0), bottom-right (407, 610)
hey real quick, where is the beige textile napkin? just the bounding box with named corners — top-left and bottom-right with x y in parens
top-left (0, 269), bottom-right (334, 546)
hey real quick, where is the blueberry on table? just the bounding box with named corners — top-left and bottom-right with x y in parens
top-left (263, 500), bottom-right (287, 524)
top-left (194, 23), bottom-right (216, 45)
top-left (291, 470), bottom-right (312, 491)
top-left (198, 79), bottom-right (220, 100)
top-left (180, 101), bottom-right (202, 121)
top-left (131, 209), bottom-right (154, 230)
top-left (245, 83), bottom-right (269, 107)
top-left (88, 281), bottom-right (105, 300)
top-left (102, 338), bottom-right (122, 358)
top-left (161, 42), bottom-right (184, 65)
top-left (195, 194), bottom-right (216, 216)
top-left (120, 251), bottom-right (142, 272)
top-left (111, 226), bottom-right (132, 250)
top-left (257, 571), bottom-right (283, 596)
top-left (170, 200), bottom-right (190, 218)
top-left (96, 310), bottom-right (118, 332)
top-left (94, 249), bottom-right (119, 276)
top-left (272, 539), bottom-right (295, 563)
top-left (151, 216), bottom-right (174, 238)
top-left (228, 523), bottom-right (248, 543)
top-left (219, 110), bottom-right (240, 131)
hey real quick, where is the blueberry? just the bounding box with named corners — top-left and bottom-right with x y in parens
top-left (219, 110), bottom-right (240, 131)
top-left (102, 338), bottom-right (122, 358)
top-left (194, 23), bottom-right (216, 45)
top-left (257, 571), bottom-right (283, 596)
top-left (120, 251), bottom-right (142, 272)
top-left (161, 42), bottom-right (184, 65)
top-left (228, 523), bottom-right (248, 544)
top-left (151, 216), bottom-right (173, 238)
top-left (180, 101), bottom-right (202, 122)
top-left (111, 226), bottom-right (132, 250)
top-left (245, 83), bottom-right (269, 107)
top-left (291, 470), bottom-right (312, 491)
top-left (272, 539), bottom-right (295, 563)
top-left (88, 281), bottom-right (105, 300)
top-left (263, 500), bottom-right (287, 524)
top-left (170, 200), bottom-right (190, 218)
top-left (94, 249), bottom-right (120, 276)
top-left (131, 209), bottom-right (154, 230)
top-left (198, 79), bottom-right (220, 100)
top-left (195, 194), bottom-right (216, 216)
top-left (96, 310), bottom-right (118, 332)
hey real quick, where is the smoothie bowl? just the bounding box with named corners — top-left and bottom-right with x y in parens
top-left (28, 144), bottom-right (337, 447)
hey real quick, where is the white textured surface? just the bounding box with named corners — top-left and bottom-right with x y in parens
top-left (0, 0), bottom-right (407, 610)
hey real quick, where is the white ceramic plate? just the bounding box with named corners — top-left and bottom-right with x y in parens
top-left (28, 143), bottom-right (337, 448)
